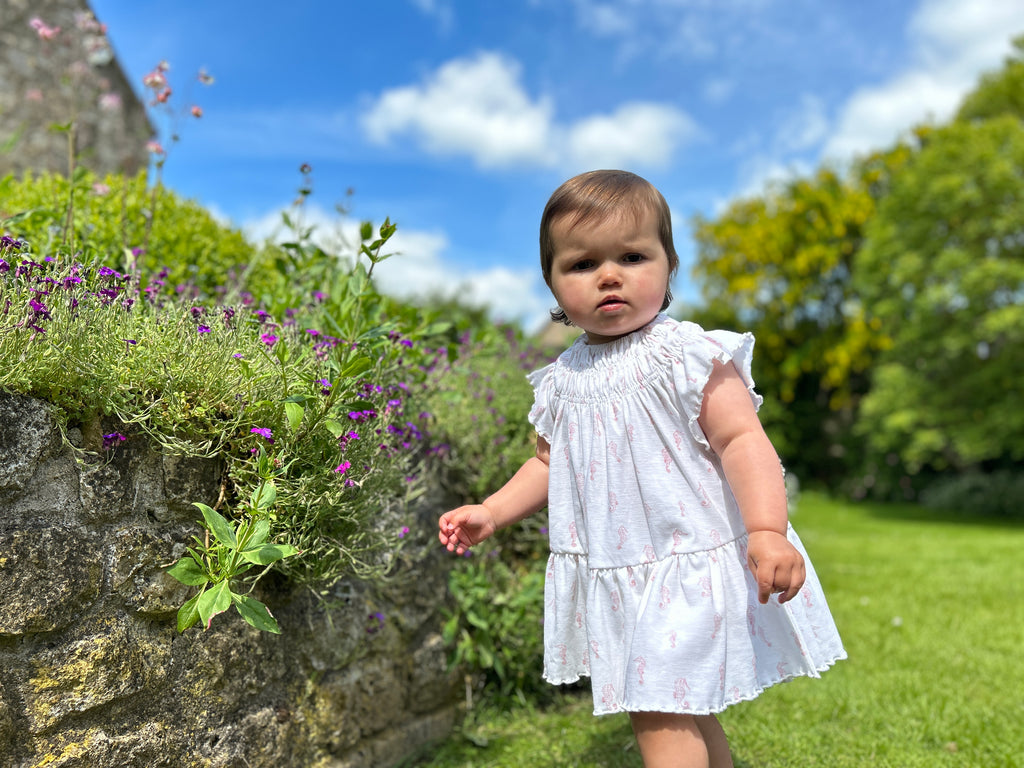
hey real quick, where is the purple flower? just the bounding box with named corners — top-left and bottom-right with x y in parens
top-left (197, 325), bottom-right (211, 334)
top-left (98, 266), bottom-right (122, 280)
top-left (233, 353), bottom-right (245, 359)
top-left (250, 427), bottom-right (273, 441)
top-left (335, 461), bottom-right (351, 475)
top-left (366, 612), bottom-right (385, 634)
top-left (398, 526), bottom-right (410, 539)
top-left (260, 333), bottom-right (278, 347)
top-left (102, 432), bottom-right (126, 451)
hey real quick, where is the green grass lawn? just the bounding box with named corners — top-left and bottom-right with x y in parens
top-left (408, 492), bottom-right (1024, 767)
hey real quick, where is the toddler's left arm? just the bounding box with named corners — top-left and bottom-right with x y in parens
top-left (699, 360), bottom-right (805, 604)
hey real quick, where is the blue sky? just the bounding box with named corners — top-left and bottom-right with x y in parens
top-left (87, 0), bottom-right (1024, 331)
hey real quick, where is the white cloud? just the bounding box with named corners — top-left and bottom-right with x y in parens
top-left (565, 103), bottom-right (698, 170)
top-left (823, 0), bottom-right (1024, 160)
top-left (362, 51), bottom-right (697, 172)
top-left (372, 229), bottom-right (552, 328)
top-left (240, 202), bottom-right (553, 329)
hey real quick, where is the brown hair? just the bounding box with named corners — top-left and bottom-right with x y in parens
top-left (539, 170), bottom-right (679, 324)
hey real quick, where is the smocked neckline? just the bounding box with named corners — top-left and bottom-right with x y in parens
top-left (563, 313), bottom-right (674, 367)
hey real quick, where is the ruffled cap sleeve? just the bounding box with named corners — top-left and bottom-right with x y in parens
top-left (526, 362), bottom-right (556, 442)
top-left (669, 324), bottom-right (763, 451)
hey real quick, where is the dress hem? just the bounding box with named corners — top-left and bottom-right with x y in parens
top-left (544, 650), bottom-right (848, 717)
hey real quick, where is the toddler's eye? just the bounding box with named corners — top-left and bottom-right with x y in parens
top-left (570, 259), bottom-right (594, 271)
top-left (623, 253), bottom-right (644, 263)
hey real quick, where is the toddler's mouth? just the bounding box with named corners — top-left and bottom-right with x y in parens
top-left (598, 296), bottom-right (625, 308)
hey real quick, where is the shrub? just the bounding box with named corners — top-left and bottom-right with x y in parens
top-left (919, 469), bottom-right (1024, 520)
top-left (0, 170), bottom-right (255, 296)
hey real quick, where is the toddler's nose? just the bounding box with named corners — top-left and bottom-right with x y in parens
top-left (598, 263), bottom-right (622, 286)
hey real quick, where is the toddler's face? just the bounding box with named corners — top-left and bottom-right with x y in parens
top-left (548, 206), bottom-right (670, 344)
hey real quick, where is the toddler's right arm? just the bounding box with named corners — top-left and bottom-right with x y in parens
top-left (438, 436), bottom-right (550, 556)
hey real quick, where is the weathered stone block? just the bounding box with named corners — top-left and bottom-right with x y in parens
top-left (78, 459), bottom-right (132, 525)
top-left (3, 453), bottom-right (85, 524)
top-left (0, 676), bottom-right (13, 758)
top-left (110, 527), bottom-right (191, 616)
top-left (22, 614), bottom-right (172, 733)
top-left (0, 527), bottom-right (103, 635)
top-left (0, 394), bottom-right (60, 497)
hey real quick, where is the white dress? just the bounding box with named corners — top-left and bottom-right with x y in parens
top-left (527, 314), bottom-right (846, 716)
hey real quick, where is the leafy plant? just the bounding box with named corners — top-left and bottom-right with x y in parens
top-left (168, 497), bottom-right (299, 633)
top-left (443, 555), bottom-right (550, 706)
top-left (1, 187), bottom-right (453, 632)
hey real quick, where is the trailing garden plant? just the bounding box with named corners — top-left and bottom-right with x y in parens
top-left (0, 194), bottom-right (454, 633)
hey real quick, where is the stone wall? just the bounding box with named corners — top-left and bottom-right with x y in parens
top-left (0, 0), bottom-right (151, 178)
top-left (0, 393), bottom-right (462, 767)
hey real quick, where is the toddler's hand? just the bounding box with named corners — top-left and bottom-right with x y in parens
top-left (438, 504), bottom-right (497, 556)
top-left (746, 530), bottom-right (806, 604)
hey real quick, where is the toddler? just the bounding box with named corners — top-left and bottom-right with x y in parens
top-left (439, 170), bottom-right (845, 768)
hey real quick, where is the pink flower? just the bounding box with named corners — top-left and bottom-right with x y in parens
top-left (142, 69), bottom-right (167, 90)
top-left (155, 87), bottom-right (172, 104)
top-left (91, 182), bottom-right (110, 195)
top-left (29, 18), bottom-right (60, 40)
top-left (335, 461), bottom-right (351, 475)
top-left (190, 105), bottom-right (203, 118)
top-left (25, 88), bottom-right (43, 102)
top-left (260, 333), bottom-right (278, 347)
top-left (98, 92), bottom-right (121, 111)
top-left (146, 140), bottom-right (165, 156)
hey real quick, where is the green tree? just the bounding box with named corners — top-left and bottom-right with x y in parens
top-left (690, 167), bottom-right (887, 483)
top-left (854, 114), bottom-right (1024, 472)
top-left (956, 35), bottom-right (1024, 123)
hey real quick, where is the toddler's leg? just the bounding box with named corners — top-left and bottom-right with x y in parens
top-left (629, 712), bottom-right (733, 768)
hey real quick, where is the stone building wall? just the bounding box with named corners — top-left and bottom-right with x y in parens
top-left (0, 393), bottom-right (462, 768)
top-left (0, 0), bottom-right (151, 178)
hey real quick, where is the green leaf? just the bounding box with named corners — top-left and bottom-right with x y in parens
top-left (424, 321), bottom-right (452, 336)
top-left (360, 221), bottom-right (373, 241)
top-left (195, 503), bottom-right (236, 547)
top-left (466, 610), bottom-right (489, 630)
top-left (232, 593), bottom-right (281, 633)
top-left (341, 355), bottom-right (373, 379)
top-left (250, 481), bottom-right (277, 510)
top-left (248, 518), bottom-right (270, 548)
top-left (285, 401), bottom-right (304, 432)
top-left (197, 580), bottom-right (232, 630)
top-left (324, 419), bottom-right (346, 438)
top-left (177, 590), bottom-right (203, 633)
top-left (240, 542), bottom-right (299, 566)
top-left (166, 556), bottom-right (210, 586)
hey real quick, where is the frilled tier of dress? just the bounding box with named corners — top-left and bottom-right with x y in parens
top-left (542, 525), bottom-right (846, 715)
top-left (527, 315), bottom-right (846, 715)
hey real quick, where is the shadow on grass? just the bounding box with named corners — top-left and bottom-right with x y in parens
top-left (848, 497), bottom-right (1024, 530)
